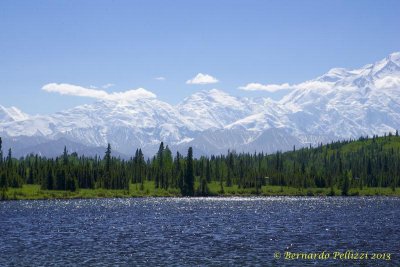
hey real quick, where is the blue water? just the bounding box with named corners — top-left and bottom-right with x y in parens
top-left (0, 197), bottom-right (399, 266)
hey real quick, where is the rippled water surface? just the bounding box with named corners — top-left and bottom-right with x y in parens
top-left (1, 197), bottom-right (399, 266)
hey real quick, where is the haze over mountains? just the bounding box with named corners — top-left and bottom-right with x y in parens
top-left (1, 52), bottom-right (400, 158)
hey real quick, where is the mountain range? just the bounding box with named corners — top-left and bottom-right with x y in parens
top-left (1, 52), bottom-right (400, 158)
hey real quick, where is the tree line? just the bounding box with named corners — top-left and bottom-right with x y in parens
top-left (1, 131), bottom-right (400, 198)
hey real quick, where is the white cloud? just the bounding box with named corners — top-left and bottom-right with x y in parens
top-left (42, 83), bottom-right (156, 102)
top-left (374, 76), bottom-right (400, 89)
top-left (239, 81), bottom-right (333, 92)
top-left (186, 73), bottom-right (219, 85)
top-left (43, 83), bottom-right (109, 98)
top-left (155, 77), bottom-right (166, 81)
top-left (239, 83), bottom-right (291, 92)
top-left (102, 83), bottom-right (115, 89)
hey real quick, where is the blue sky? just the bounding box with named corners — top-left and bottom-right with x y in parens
top-left (1, 0), bottom-right (399, 114)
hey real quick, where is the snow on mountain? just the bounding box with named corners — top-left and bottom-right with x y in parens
top-left (177, 89), bottom-right (256, 130)
top-left (0, 105), bottom-right (29, 122)
top-left (1, 90), bottom-right (197, 156)
top-left (213, 51), bottom-right (400, 149)
top-left (1, 52), bottom-right (400, 157)
top-left (278, 52), bottom-right (400, 139)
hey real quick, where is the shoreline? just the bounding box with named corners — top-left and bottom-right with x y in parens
top-left (2, 184), bottom-right (399, 201)
top-left (2, 194), bottom-right (400, 202)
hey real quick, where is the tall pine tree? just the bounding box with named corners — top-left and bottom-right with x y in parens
top-left (183, 147), bottom-right (194, 196)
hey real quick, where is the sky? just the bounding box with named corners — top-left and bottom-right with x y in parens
top-left (0, 0), bottom-right (399, 114)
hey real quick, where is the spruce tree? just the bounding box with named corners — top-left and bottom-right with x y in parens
top-left (183, 147), bottom-right (194, 196)
top-left (45, 165), bottom-right (54, 190)
top-left (226, 152), bottom-right (233, 187)
top-left (206, 159), bottom-right (211, 183)
top-left (63, 146), bottom-right (68, 165)
top-left (6, 149), bottom-right (18, 188)
top-left (155, 142), bottom-right (164, 188)
top-left (104, 143), bottom-right (112, 189)
top-left (342, 170), bottom-right (351, 196)
top-left (174, 152), bottom-right (184, 190)
top-left (0, 142), bottom-right (7, 193)
top-left (0, 136), bottom-right (3, 164)
top-left (198, 176), bottom-right (209, 196)
top-left (163, 146), bottom-right (173, 189)
top-left (138, 149), bottom-right (145, 189)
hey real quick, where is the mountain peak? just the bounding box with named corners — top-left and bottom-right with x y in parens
top-left (370, 53), bottom-right (400, 78)
top-left (316, 67), bottom-right (350, 82)
top-left (106, 88), bottom-right (157, 104)
top-left (208, 88), bottom-right (227, 95)
top-left (197, 89), bottom-right (243, 108)
top-left (190, 88), bottom-right (229, 97)
top-left (388, 52), bottom-right (400, 63)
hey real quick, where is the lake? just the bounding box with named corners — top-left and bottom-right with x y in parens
top-left (0, 197), bottom-right (399, 266)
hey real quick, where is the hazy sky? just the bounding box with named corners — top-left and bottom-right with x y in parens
top-left (1, 0), bottom-right (399, 114)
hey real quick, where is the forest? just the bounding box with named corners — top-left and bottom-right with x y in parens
top-left (1, 131), bottom-right (400, 200)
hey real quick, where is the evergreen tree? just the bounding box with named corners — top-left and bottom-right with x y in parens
top-left (2, 132), bottom-right (400, 199)
top-left (63, 146), bottom-right (68, 165)
top-left (138, 149), bottom-right (145, 189)
top-left (198, 176), bottom-right (209, 196)
top-left (43, 165), bottom-right (54, 190)
top-left (342, 170), bottom-right (351, 196)
top-left (0, 137), bottom-right (5, 199)
top-left (206, 159), bottom-right (211, 183)
top-left (174, 152), bottom-right (182, 190)
top-left (183, 147), bottom-right (194, 196)
top-left (155, 142), bottom-right (164, 188)
top-left (226, 152), bottom-right (233, 187)
top-left (0, 171), bottom-right (7, 189)
top-left (162, 146), bottom-right (173, 189)
top-left (104, 143), bottom-right (112, 189)
top-left (66, 173), bottom-right (77, 192)
top-left (6, 148), bottom-right (22, 188)
top-left (0, 139), bottom-right (7, 193)
top-left (0, 136), bottom-right (3, 164)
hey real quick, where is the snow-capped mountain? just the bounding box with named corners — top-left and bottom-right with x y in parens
top-left (1, 52), bottom-right (400, 157)
top-left (177, 89), bottom-right (260, 130)
top-left (1, 94), bottom-right (196, 156)
top-left (0, 106), bottom-right (29, 123)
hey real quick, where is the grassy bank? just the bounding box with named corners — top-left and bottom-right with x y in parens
top-left (2, 181), bottom-right (400, 200)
